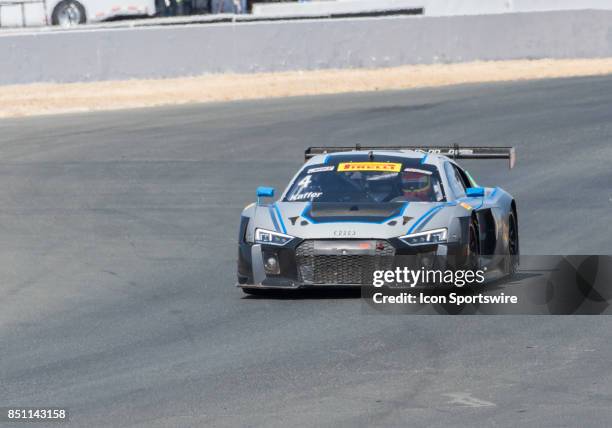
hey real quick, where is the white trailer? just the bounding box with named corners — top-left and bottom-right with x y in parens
top-left (0, 0), bottom-right (155, 27)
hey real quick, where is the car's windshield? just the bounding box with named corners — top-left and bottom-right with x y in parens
top-left (284, 158), bottom-right (445, 203)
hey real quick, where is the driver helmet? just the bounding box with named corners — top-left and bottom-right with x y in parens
top-left (401, 169), bottom-right (433, 201)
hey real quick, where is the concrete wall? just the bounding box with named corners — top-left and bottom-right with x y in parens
top-left (2, 10), bottom-right (612, 85)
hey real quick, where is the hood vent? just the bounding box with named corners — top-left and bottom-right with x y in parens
top-left (304, 203), bottom-right (404, 224)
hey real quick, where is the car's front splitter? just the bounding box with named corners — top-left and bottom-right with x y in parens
top-left (238, 240), bottom-right (462, 290)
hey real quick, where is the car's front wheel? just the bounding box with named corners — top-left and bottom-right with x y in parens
top-left (52, 0), bottom-right (86, 27)
top-left (466, 216), bottom-right (481, 271)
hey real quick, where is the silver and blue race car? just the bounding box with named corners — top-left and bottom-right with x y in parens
top-left (237, 145), bottom-right (518, 294)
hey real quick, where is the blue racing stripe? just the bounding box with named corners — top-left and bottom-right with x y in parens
top-left (300, 202), bottom-right (312, 221)
top-left (416, 205), bottom-right (445, 231)
top-left (406, 204), bottom-right (444, 234)
top-left (268, 206), bottom-right (280, 232)
top-left (273, 203), bottom-right (287, 234)
top-left (470, 187), bottom-right (499, 210)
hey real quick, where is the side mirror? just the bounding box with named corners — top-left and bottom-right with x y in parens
top-left (256, 186), bottom-right (275, 204)
top-left (466, 187), bottom-right (485, 197)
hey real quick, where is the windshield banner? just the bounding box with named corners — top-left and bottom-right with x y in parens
top-left (338, 162), bottom-right (403, 172)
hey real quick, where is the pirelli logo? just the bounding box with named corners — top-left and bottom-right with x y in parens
top-left (337, 162), bottom-right (402, 172)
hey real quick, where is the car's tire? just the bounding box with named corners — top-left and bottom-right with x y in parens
top-left (506, 212), bottom-right (519, 276)
top-left (52, 0), bottom-right (86, 26)
top-left (466, 216), bottom-right (481, 271)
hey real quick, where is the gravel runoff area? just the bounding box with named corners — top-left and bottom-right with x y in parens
top-left (3, 58), bottom-right (612, 118)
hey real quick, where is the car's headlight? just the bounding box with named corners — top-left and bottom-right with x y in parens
top-left (399, 228), bottom-right (447, 245)
top-left (255, 228), bottom-right (295, 246)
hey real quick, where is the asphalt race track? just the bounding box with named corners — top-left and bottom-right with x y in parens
top-left (1, 76), bottom-right (612, 427)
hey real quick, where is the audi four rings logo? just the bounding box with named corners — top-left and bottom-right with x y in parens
top-left (333, 230), bottom-right (357, 237)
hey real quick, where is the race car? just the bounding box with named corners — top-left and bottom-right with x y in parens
top-left (237, 145), bottom-right (518, 294)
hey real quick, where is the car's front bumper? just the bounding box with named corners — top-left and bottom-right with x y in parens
top-left (237, 238), bottom-right (462, 290)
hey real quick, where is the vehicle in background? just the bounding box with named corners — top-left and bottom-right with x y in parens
top-left (0, 0), bottom-right (156, 27)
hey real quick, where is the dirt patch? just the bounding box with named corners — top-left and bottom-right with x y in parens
top-left (2, 58), bottom-right (612, 118)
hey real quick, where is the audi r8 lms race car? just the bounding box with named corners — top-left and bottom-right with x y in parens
top-left (237, 145), bottom-right (519, 294)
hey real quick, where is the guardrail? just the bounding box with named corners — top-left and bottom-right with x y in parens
top-left (0, 0), bottom-right (47, 27)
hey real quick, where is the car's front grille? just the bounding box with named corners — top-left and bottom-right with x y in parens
top-left (295, 240), bottom-right (395, 285)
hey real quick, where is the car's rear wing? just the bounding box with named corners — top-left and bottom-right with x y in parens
top-left (305, 145), bottom-right (516, 169)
